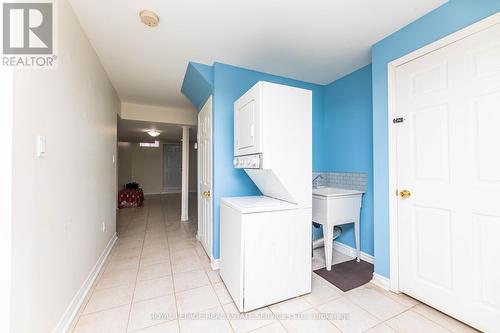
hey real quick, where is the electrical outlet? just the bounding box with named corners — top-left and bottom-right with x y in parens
top-left (102, 221), bottom-right (106, 233)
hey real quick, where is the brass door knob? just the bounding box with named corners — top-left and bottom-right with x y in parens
top-left (203, 191), bottom-right (211, 198)
top-left (399, 190), bottom-right (411, 199)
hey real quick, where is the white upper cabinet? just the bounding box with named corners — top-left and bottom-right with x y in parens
top-left (234, 83), bottom-right (262, 156)
top-left (233, 81), bottom-right (312, 207)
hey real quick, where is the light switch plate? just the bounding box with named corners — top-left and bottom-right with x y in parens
top-left (37, 136), bottom-right (46, 157)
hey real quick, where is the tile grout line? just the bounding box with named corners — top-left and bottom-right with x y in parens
top-left (124, 203), bottom-right (149, 333)
top-left (385, 295), bottom-right (473, 333)
top-left (266, 295), bottom-right (310, 333)
top-left (360, 303), bottom-right (419, 333)
top-left (69, 214), bottom-right (134, 331)
top-left (72, 195), bottom-right (469, 333)
top-left (379, 304), bottom-right (456, 333)
top-left (171, 196), bottom-right (235, 332)
top-left (200, 250), bottom-right (236, 333)
top-left (163, 197), bottom-right (183, 333)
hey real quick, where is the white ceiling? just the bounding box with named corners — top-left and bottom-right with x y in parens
top-left (118, 117), bottom-right (196, 143)
top-left (69, 0), bottom-right (447, 110)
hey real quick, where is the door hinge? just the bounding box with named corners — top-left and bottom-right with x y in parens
top-left (393, 117), bottom-right (404, 124)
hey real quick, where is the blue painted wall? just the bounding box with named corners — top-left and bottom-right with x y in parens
top-left (372, 0), bottom-right (500, 278)
top-left (211, 62), bottom-right (326, 259)
top-left (181, 62), bottom-right (213, 111)
top-left (322, 65), bottom-right (374, 255)
top-left (183, 61), bottom-right (374, 260)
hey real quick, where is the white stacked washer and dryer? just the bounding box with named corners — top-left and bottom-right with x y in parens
top-left (220, 81), bottom-right (312, 313)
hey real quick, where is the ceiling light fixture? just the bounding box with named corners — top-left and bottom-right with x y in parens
top-left (146, 129), bottom-right (161, 137)
top-left (139, 10), bottom-right (160, 27)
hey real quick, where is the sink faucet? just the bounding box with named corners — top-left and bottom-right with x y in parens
top-left (312, 174), bottom-right (324, 188)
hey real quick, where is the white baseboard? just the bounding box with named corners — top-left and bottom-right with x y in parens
top-left (144, 191), bottom-right (168, 195)
top-left (144, 190), bottom-right (198, 195)
top-left (371, 273), bottom-right (391, 291)
top-left (211, 258), bottom-right (220, 270)
top-left (333, 240), bottom-right (374, 264)
top-left (162, 188), bottom-right (181, 194)
top-left (53, 233), bottom-right (117, 333)
top-left (144, 192), bottom-right (165, 195)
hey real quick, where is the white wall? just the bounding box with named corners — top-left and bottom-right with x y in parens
top-left (121, 102), bottom-right (197, 126)
top-left (0, 67), bottom-right (13, 333)
top-left (118, 141), bottom-right (133, 189)
top-left (118, 142), bottom-right (197, 194)
top-left (10, 0), bottom-right (120, 332)
top-left (131, 144), bottom-right (164, 194)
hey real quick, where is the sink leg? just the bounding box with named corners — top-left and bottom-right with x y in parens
top-left (354, 219), bottom-right (360, 262)
top-left (324, 225), bottom-right (334, 271)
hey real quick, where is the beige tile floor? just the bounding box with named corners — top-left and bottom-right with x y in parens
top-left (70, 194), bottom-right (478, 333)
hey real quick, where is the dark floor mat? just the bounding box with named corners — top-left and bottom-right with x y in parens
top-left (314, 259), bottom-right (374, 292)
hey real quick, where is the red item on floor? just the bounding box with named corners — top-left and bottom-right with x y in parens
top-left (118, 188), bottom-right (144, 209)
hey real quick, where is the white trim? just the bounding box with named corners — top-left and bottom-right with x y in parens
top-left (371, 273), bottom-right (391, 291)
top-left (386, 12), bottom-right (500, 293)
top-left (197, 96), bottom-right (214, 261)
top-left (181, 126), bottom-right (190, 222)
top-left (387, 58), bottom-right (400, 293)
top-left (210, 258), bottom-right (220, 270)
top-left (144, 191), bottom-right (168, 195)
top-left (333, 241), bottom-right (374, 264)
top-left (389, 13), bottom-right (500, 68)
top-left (53, 233), bottom-right (117, 333)
top-left (144, 190), bottom-right (197, 195)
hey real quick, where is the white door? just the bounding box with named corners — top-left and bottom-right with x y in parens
top-left (395, 22), bottom-right (500, 331)
top-left (198, 96), bottom-right (213, 259)
top-left (163, 144), bottom-right (181, 192)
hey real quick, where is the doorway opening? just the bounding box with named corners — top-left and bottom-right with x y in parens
top-left (163, 143), bottom-right (182, 193)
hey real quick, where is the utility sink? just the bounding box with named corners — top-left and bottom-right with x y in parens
top-left (312, 187), bottom-right (364, 270)
top-left (313, 187), bottom-right (364, 198)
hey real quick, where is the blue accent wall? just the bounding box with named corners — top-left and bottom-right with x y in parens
top-left (371, 0), bottom-right (500, 278)
top-left (181, 62), bottom-right (213, 111)
top-left (322, 65), bottom-right (373, 255)
top-left (183, 61), bottom-right (374, 260)
top-left (211, 62), bottom-right (325, 259)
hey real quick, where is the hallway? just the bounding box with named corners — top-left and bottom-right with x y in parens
top-left (69, 194), bottom-right (474, 333)
top-left (71, 193), bottom-right (210, 332)
top-left (70, 194), bottom-right (476, 333)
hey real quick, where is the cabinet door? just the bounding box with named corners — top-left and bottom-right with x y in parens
top-left (234, 83), bottom-right (261, 155)
top-left (243, 209), bottom-right (311, 311)
top-left (220, 203), bottom-right (244, 311)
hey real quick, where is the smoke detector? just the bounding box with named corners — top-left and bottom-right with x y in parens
top-left (139, 10), bottom-right (159, 27)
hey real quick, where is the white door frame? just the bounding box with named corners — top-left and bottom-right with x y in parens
top-left (197, 96), bottom-right (213, 261)
top-left (387, 12), bottom-right (500, 293)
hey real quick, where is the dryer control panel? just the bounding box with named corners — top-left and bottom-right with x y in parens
top-left (233, 154), bottom-right (261, 169)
